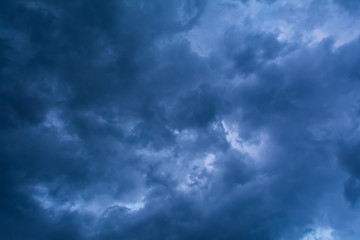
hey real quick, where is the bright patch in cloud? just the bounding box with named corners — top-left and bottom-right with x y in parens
top-left (302, 227), bottom-right (335, 240)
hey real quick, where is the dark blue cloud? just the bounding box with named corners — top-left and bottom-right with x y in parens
top-left (1, 0), bottom-right (360, 239)
top-left (334, 0), bottom-right (360, 12)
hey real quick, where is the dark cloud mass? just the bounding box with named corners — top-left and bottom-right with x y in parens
top-left (1, 0), bottom-right (360, 239)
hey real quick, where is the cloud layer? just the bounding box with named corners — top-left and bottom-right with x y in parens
top-left (1, 0), bottom-right (360, 239)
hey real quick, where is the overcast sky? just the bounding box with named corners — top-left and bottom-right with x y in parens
top-left (1, 0), bottom-right (360, 239)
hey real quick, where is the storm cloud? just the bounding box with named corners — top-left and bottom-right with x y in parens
top-left (1, 0), bottom-right (360, 239)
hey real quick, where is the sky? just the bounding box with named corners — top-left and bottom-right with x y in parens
top-left (1, 0), bottom-right (360, 239)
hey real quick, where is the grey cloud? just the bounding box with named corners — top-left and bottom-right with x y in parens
top-left (1, 0), bottom-right (360, 240)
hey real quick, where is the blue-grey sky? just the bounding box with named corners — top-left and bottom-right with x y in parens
top-left (1, 0), bottom-right (360, 239)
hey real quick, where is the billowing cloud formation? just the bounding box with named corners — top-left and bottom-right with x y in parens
top-left (1, 0), bottom-right (360, 239)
